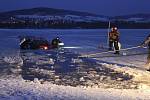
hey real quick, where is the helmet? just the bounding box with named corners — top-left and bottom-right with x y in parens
top-left (56, 37), bottom-right (59, 40)
top-left (111, 27), bottom-right (118, 31)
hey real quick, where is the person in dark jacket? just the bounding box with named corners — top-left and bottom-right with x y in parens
top-left (51, 37), bottom-right (62, 48)
top-left (109, 27), bottom-right (120, 54)
top-left (141, 34), bottom-right (150, 71)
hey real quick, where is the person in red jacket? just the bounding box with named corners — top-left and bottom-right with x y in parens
top-left (109, 27), bottom-right (120, 54)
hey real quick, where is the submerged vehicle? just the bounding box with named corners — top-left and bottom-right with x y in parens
top-left (19, 36), bottom-right (64, 50)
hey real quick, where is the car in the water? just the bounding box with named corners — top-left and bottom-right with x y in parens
top-left (19, 36), bottom-right (64, 50)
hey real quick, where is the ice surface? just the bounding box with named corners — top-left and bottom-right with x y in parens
top-left (0, 29), bottom-right (150, 99)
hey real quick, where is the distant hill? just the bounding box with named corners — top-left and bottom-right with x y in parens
top-left (0, 7), bottom-right (104, 17)
top-left (114, 13), bottom-right (150, 19)
top-left (0, 7), bottom-right (150, 29)
top-left (113, 13), bottom-right (150, 23)
top-left (0, 7), bottom-right (109, 23)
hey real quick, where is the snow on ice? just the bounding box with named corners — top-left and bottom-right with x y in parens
top-left (0, 29), bottom-right (150, 99)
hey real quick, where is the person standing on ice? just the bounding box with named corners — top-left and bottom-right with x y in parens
top-left (141, 34), bottom-right (150, 71)
top-left (51, 37), bottom-right (62, 48)
top-left (108, 27), bottom-right (120, 54)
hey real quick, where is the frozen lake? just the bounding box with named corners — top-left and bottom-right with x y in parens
top-left (1, 29), bottom-right (150, 100)
top-left (0, 29), bottom-right (149, 80)
top-left (0, 29), bottom-right (149, 56)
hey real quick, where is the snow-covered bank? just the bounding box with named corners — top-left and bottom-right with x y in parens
top-left (99, 62), bottom-right (150, 87)
top-left (0, 77), bottom-right (150, 100)
top-left (1, 51), bottom-right (150, 100)
top-left (87, 47), bottom-right (150, 86)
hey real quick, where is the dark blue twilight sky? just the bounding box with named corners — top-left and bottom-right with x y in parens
top-left (0, 0), bottom-right (149, 16)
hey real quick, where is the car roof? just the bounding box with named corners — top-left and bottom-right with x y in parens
top-left (19, 35), bottom-right (47, 41)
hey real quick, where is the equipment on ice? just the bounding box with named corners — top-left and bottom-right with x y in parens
top-left (81, 45), bottom-right (142, 57)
